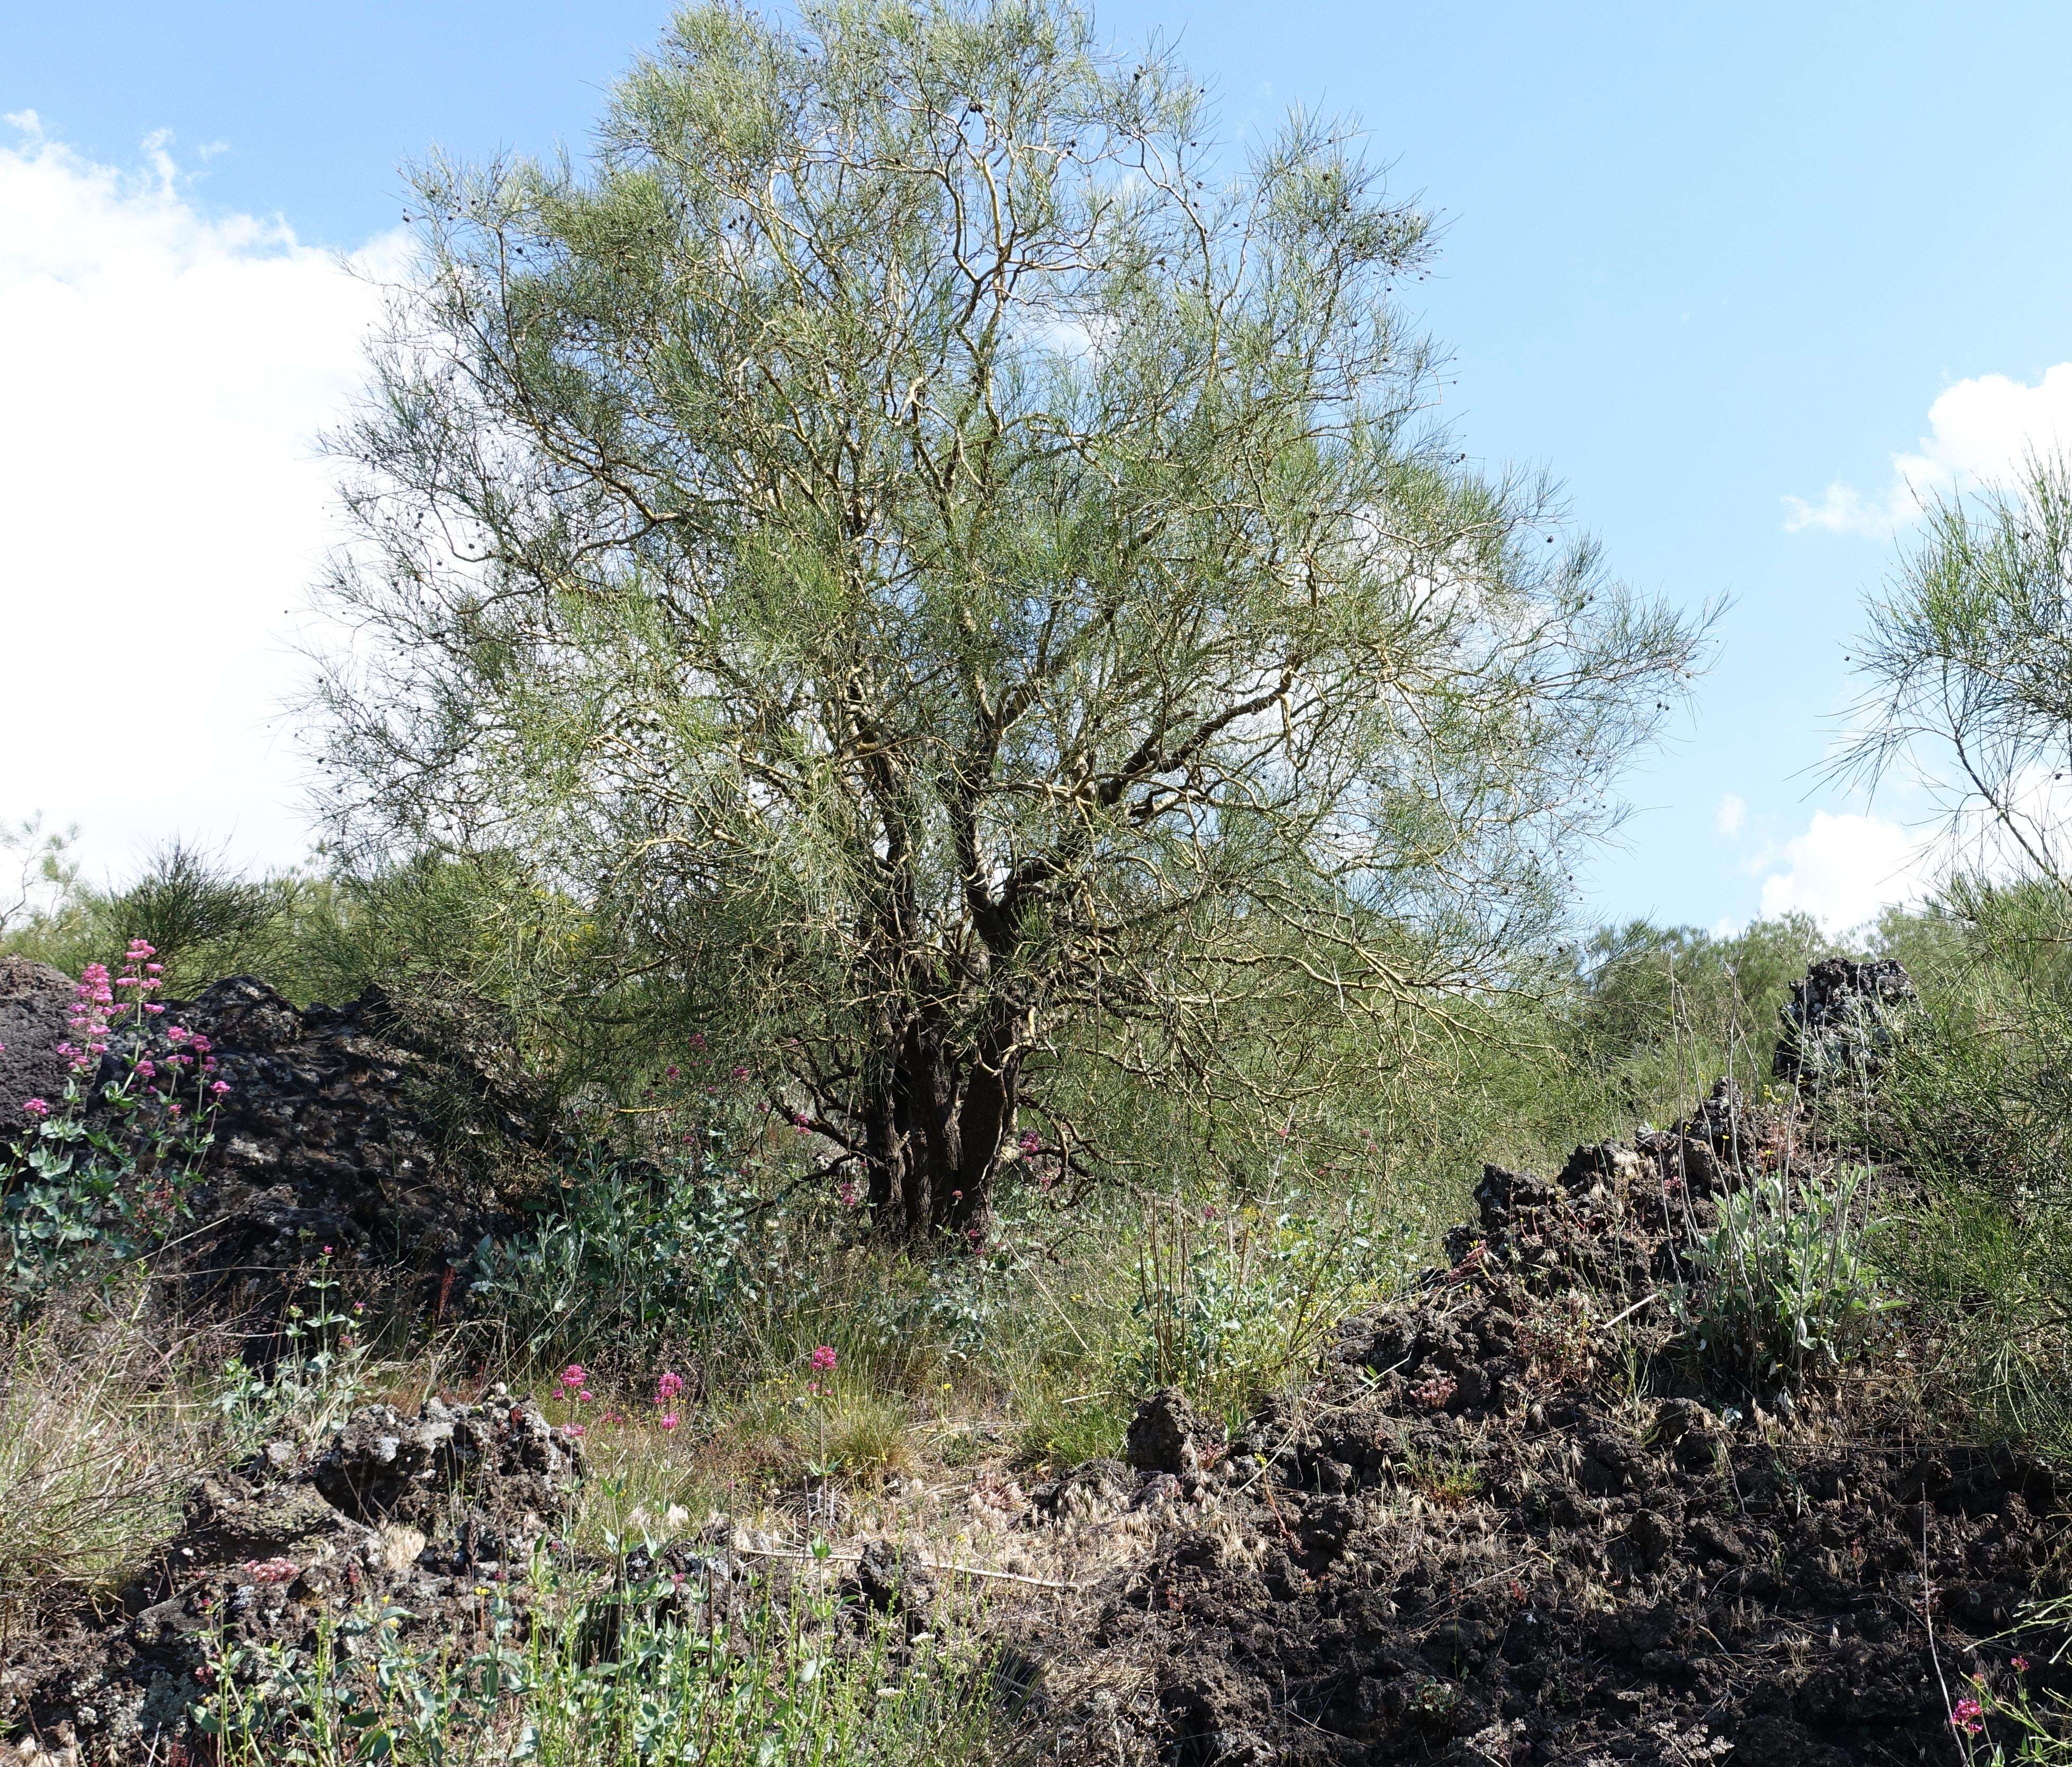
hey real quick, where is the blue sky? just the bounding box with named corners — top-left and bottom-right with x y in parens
top-left (7, 1), bottom-right (2072, 934)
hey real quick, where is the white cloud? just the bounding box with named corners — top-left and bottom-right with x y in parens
top-left (1714, 792), bottom-right (1746, 839)
top-left (1754, 809), bottom-right (1933, 932)
top-left (1785, 362), bottom-right (2072, 536)
top-left (0, 121), bottom-right (402, 883)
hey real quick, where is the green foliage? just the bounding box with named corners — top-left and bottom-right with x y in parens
top-left (474, 1159), bottom-right (774, 1372)
top-left (197, 1555), bottom-right (999, 1765)
top-left (1126, 1191), bottom-right (1410, 1429)
top-left (1671, 1164), bottom-right (1893, 1387)
top-left (310, 0), bottom-right (1707, 1237)
top-left (3, 1045), bottom-right (223, 1318)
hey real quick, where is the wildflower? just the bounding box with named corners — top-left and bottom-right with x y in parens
top-left (210, 1080), bottom-right (230, 1096)
top-left (55, 1042), bottom-right (75, 1058)
top-left (22, 1097), bottom-right (50, 1119)
top-left (167, 1102), bottom-right (182, 1117)
top-left (1018, 1129), bottom-right (1041, 1157)
top-left (167, 1025), bottom-right (189, 1044)
top-left (1204, 1204), bottom-right (1219, 1221)
top-left (1951, 1697), bottom-right (1984, 1736)
top-left (189, 1035), bottom-right (211, 1054)
top-left (144, 1003), bottom-right (164, 1014)
top-left (560, 1364), bottom-right (587, 1390)
top-left (665, 1065), bottom-right (681, 1080)
top-left (243, 1558), bottom-right (299, 1584)
top-left (810, 1345), bottom-right (837, 1374)
top-left (731, 1064), bottom-right (748, 1081)
top-left (792, 1111), bottom-right (812, 1131)
top-left (563, 1423), bottom-right (585, 1438)
top-left (577, 1390), bottom-right (591, 1403)
top-left (655, 1369), bottom-right (685, 1402)
top-left (135, 1060), bottom-right (155, 1080)
top-left (837, 1179), bottom-right (859, 1208)
top-left (659, 1412), bottom-right (680, 1431)
top-left (688, 1033), bottom-right (706, 1050)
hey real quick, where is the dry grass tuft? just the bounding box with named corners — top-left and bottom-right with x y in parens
top-left (0, 1291), bottom-right (221, 1639)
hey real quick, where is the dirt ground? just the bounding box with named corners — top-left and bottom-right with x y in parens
top-left (10, 1071), bottom-right (2072, 1764)
top-left (1028, 1088), bottom-right (2072, 1765)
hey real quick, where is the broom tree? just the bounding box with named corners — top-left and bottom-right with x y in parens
top-left (314, 0), bottom-right (1706, 1239)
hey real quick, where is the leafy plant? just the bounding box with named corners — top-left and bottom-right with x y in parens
top-left (1671, 1164), bottom-right (1894, 1387)
top-left (196, 1550), bottom-right (1000, 1765)
top-left (2, 942), bottom-right (227, 1313)
top-left (1130, 1191), bottom-right (1397, 1427)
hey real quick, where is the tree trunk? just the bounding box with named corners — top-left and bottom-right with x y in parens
top-left (861, 1015), bottom-right (1017, 1243)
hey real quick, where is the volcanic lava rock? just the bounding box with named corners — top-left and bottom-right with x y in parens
top-left (1051, 1080), bottom-right (2072, 1765)
top-left (1775, 954), bottom-right (1917, 1086)
top-left (312, 1395), bottom-right (584, 1529)
top-left (0, 957), bottom-right (75, 1133)
top-left (3, 1397), bottom-right (585, 1760)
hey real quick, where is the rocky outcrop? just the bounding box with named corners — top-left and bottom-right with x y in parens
top-left (4, 968), bottom-right (539, 1314)
top-left (1774, 955), bottom-right (1917, 1087)
top-left (0, 958), bottom-right (76, 1134)
top-left (2, 1396), bottom-right (586, 1758)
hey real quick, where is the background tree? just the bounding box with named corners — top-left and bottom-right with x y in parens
top-left (314, 0), bottom-right (1706, 1240)
top-left (1837, 452), bottom-right (2072, 884)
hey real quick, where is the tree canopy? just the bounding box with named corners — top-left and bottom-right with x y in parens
top-left (313, 0), bottom-right (1707, 1238)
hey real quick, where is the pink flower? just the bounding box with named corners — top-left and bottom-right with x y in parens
top-left (810, 1345), bottom-right (836, 1374)
top-left (837, 1179), bottom-right (859, 1208)
top-left (687, 1033), bottom-right (706, 1050)
top-left (792, 1111), bottom-right (812, 1131)
top-left (22, 1097), bottom-right (50, 1119)
top-left (2014, 1655), bottom-right (2032, 1673)
top-left (55, 1043), bottom-right (76, 1058)
top-left (167, 1026), bottom-right (190, 1045)
top-left (127, 940), bottom-right (157, 958)
top-left (189, 1036), bottom-right (211, 1054)
top-left (655, 1369), bottom-right (684, 1402)
top-left (563, 1423), bottom-right (585, 1438)
top-left (144, 1003), bottom-right (164, 1014)
top-left (243, 1557), bottom-right (298, 1584)
top-left (1018, 1129), bottom-right (1041, 1156)
top-left (210, 1080), bottom-right (230, 1096)
top-left (665, 1065), bottom-right (681, 1080)
top-left (560, 1364), bottom-right (587, 1389)
top-left (321, 1244), bottom-right (333, 1255)
top-left (659, 1412), bottom-right (679, 1431)
top-left (731, 1065), bottom-right (748, 1081)
top-left (577, 1390), bottom-right (591, 1402)
top-left (1951, 1697), bottom-right (1983, 1736)
top-left (135, 1060), bottom-right (155, 1080)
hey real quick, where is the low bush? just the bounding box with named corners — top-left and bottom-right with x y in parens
top-left (196, 1553), bottom-right (1002, 1766)
top-left (1671, 1164), bottom-right (1894, 1388)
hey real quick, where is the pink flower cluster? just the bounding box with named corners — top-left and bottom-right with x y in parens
top-left (810, 1345), bottom-right (836, 1374)
top-left (1951, 1694), bottom-right (1983, 1735)
top-left (243, 1558), bottom-right (300, 1584)
top-left (655, 1367), bottom-right (683, 1430)
top-left (66, 961), bottom-right (116, 1070)
top-left (1409, 1373), bottom-right (1459, 1411)
top-left (559, 1363), bottom-right (592, 1402)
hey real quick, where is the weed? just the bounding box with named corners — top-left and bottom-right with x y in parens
top-left (1671, 1164), bottom-right (1894, 1387)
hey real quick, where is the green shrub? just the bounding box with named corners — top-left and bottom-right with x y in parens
top-left (197, 1551), bottom-right (1001, 1765)
top-left (1671, 1165), bottom-right (1893, 1387)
